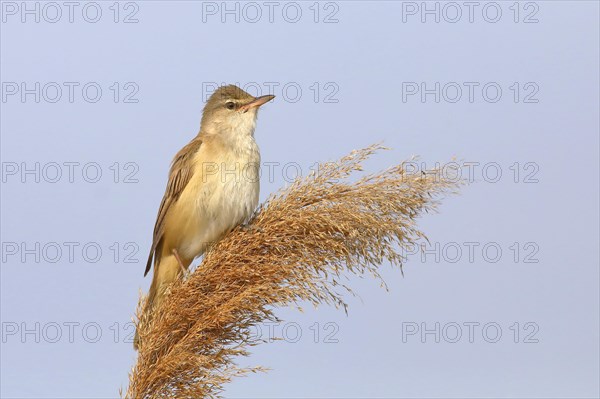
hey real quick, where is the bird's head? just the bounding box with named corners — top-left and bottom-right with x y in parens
top-left (200, 85), bottom-right (275, 138)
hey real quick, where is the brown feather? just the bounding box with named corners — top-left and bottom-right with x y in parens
top-left (144, 137), bottom-right (203, 276)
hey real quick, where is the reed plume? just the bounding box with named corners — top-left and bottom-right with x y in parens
top-left (124, 144), bottom-right (461, 398)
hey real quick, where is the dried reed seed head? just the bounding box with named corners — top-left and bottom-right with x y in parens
top-left (125, 144), bottom-right (462, 399)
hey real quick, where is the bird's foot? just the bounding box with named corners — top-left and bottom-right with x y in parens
top-left (171, 249), bottom-right (190, 278)
top-left (240, 222), bottom-right (263, 234)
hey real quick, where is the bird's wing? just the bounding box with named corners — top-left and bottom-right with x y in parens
top-left (144, 137), bottom-right (203, 276)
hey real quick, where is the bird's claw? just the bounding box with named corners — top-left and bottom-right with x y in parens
top-left (240, 223), bottom-right (263, 233)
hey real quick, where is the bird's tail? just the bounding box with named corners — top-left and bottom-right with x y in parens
top-left (134, 254), bottom-right (183, 350)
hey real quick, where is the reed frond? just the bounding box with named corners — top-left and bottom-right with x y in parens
top-left (125, 144), bottom-right (462, 398)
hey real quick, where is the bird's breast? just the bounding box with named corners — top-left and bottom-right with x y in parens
top-left (170, 138), bottom-right (260, 259)
top-left (200, 139), bottom-right (260, 219)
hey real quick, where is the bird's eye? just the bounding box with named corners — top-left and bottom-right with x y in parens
top-left (225, 102), bottom-right (235, 110)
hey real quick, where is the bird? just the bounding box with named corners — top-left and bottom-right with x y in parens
top-left (134, 85), bottom-right (275, 349)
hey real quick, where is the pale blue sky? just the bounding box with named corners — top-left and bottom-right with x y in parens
top-left (1, 1), bottom-right (599, 398)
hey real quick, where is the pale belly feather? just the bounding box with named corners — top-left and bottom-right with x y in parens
top-left (165, 139), bottom-right (260, 261)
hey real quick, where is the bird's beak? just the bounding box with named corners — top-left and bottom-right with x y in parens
top-left (239, 95), bottom-right (275, 112)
